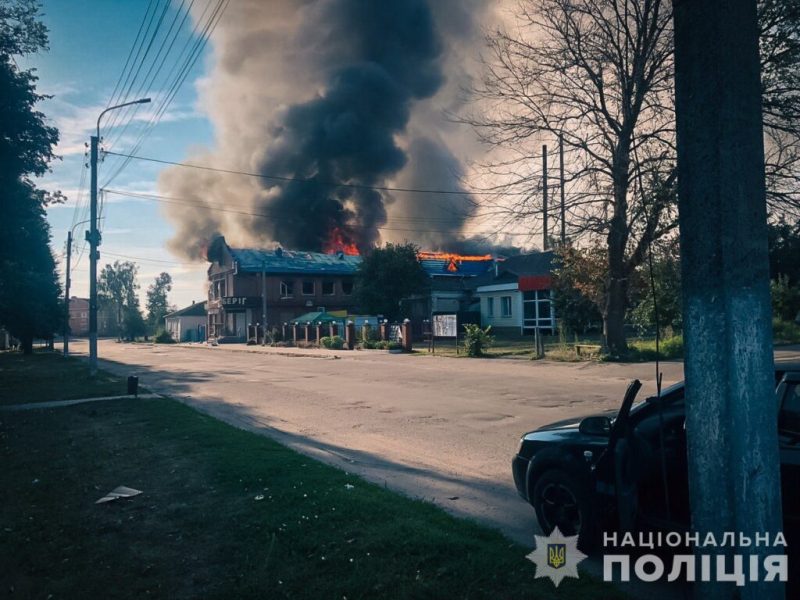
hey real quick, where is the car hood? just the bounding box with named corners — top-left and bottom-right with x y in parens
top-left (535, 409), bottom-right (619, 433)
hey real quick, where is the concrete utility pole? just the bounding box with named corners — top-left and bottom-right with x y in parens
top-left (542, 144), bottom-right (548, 250)
top-left (673, 1), bottom-right (783, 599)
top-left (88, 134), bottom-right (99, 374)
top-left (63, 230), bottom-right (72, 357)
top-left (261, 261), bottom-right (267, 346)
top-left (559, 135), bottom-right (566, 245)
top-left (89, 98), bottom-right (150, 375)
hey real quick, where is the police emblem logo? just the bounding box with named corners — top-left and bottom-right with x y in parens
top-left (547, 543), bottom-right (566, 569)
top-left (526, 527), bottom-right (587, 587)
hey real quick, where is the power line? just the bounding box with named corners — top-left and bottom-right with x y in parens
top-left (102, 151), bottom-right (547, 197)
top-left (104, 0), bottom-right (195, 151)
top-left (101, 0), bottom-right (228, 188)
top-left (104, 0), bottom-right (157, 112)
top-left (101, 188), bottom-right (540, 238)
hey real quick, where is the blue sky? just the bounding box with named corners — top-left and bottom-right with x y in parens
top-left (26, 1), bottom-right (216, 310)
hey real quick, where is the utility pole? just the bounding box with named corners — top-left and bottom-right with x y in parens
top-left (261, 262), bottom-right (267, 346)
top-left (674, 1), bottom-right (783, 598)
top-left (542, 144), bottom-right (548, 250)
top-left (89, 98), bottom-right (150, 376)
top-left (559, 135), bottom-right (566, 245)
top-left (88, 134), bottom-right (99, 375)
top-left (63, 230), bottom-right (72, 357)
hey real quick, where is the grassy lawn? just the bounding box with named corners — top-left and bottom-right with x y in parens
top-left (0, 354), bottom-right (621, 599)
top-left (0, 351), bottom-right (127, 405)
top-left (419, 333), bottom-right (604, 361)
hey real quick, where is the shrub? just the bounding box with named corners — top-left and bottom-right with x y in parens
top-left (320, 335), bottom-right (345, 350)
top-left (463, 324), bottom-right (493, 357)
top-left (387, 341), bottom-right (403, 351)
top-left (154, 329), bottom-right (175, 344)
top-left (659, 334), bottom-right (683, 359)
top-left (771, 275), bottom-right (800, 322)
top-left (773, 318), bottom-right (800, 344)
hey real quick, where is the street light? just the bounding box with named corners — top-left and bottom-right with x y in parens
top-left (63, 218), bottom-right (91, 357)
top-left (88, 98), bottom-right (151, 375)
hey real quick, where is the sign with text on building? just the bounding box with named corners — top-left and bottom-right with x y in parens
top-left (220, 296), bottom-right (260, 310)
top-left (432, 314), bottom-right (457, 338)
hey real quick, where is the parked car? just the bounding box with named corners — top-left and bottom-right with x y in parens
top-left (512, 363), bottom-right (800, 549)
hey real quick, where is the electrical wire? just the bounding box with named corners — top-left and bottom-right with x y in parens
top-left (101, 188), bottom-right (544, 238)
top-left (102, 0), bottom-right (228, 188)
top-left (102, 151), bottom-right (581, 198)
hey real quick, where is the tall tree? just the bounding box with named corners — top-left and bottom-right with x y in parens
top-left (98, 261), bottom-right (141, 340)
top-left (468, 0), bottom-right (800, 354)
top-left (0, 0), bottom-right (62, 354)
top-left (145, 272), bottom-right (173, 333)
top-left (0, 181), bottom-right (62, 352)
top-left (355, 243), bottom-right (429, 321)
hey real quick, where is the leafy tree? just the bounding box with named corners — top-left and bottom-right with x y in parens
top-left (0, 1), bottom-right (61, 353)
top-left (552, 244), bottom-right (608, 338)
top-left (355, 243), bottom-right (429, 321)
top-left (145, 272), bottom-right (173, 333)
top-left (467, 0), bottom-right (800, 354)
top-left (98, 261), bottom-right (141, 340)
top-left (0, 180), bottom-right (62, 352)
top-left (629, 241), bottom-right (683, 336)
top-left (768, 217), bottom-right (800, 284)
top-left (771, 274), bottom-right (800, 322)
top-left (551, 247), bottom-right (603, 335)
top-left (123, 306), bottom-right (147, 341)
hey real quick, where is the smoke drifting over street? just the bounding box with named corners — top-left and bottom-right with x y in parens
top-left (159, 0), bottom-right (494, 259)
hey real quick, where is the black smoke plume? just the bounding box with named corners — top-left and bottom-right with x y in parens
top-left (257, 1), bottom-right (444, 252)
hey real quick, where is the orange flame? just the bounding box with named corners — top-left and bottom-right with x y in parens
top-left (417, 251), bottom-right (493, 273)
top-left (416, 251), bottom-right (493, 262)
top-left (324, 227), bottom-right (360, 255)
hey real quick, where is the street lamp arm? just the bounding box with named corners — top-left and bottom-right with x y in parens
top-left (96, 98), bottom-right (151, 139)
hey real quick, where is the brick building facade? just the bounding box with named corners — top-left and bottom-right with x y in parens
top-left (205, 237), bottom-right (360, 340)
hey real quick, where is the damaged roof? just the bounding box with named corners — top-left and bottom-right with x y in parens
top-left (229, 247), bottom-right (362, 275)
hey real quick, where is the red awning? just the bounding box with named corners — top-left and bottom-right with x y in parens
top-left (518, 275), bottom-right (552, 291)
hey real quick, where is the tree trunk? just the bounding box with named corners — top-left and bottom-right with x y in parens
top-left (604, 146), bottom-right (632, 355)
top-left (21, 334), bottom-right (33, 355)
top-left (604, 276), bottom-right (628, 354)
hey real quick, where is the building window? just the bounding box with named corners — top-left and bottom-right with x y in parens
top-left (487, 297), bottom-right (494, 317)
top-left (501, 296), bottom-right (512, 317)
top-left (280, 280), bottom-right (293, 298)
top-left (522, 289), bottom-right (555, 331)
top-left (341, 280), bottom-right (354, 295)
top-left (322, 281), bottom-right (334, 295)
top-left (302, 280), bottom-right (315, 295)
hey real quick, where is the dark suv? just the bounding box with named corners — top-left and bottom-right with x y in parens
top-left (512, 364), bottom-right (800, 549)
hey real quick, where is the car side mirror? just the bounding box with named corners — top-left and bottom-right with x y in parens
top-left (579, 416), bottom-right (612, 436)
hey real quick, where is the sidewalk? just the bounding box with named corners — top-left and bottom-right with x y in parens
top-left (1, 393), bottom-right (162, 412)
top-left (173, 341), bottom-right (394, 360)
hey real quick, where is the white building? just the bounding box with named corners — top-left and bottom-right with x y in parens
top-left (473, 251), bottom-right (556, 335)
top-left (164, 301), bottom-right (207, 342)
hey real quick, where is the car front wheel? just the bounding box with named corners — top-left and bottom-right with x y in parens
top-left (532, 468), bottom-right (596, 550)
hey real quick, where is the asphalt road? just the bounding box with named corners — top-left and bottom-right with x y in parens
top-left (68, 339), bottom-right (693, 545)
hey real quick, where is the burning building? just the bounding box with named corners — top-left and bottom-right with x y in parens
top-left (205, 236), bottom-right (361, 340)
